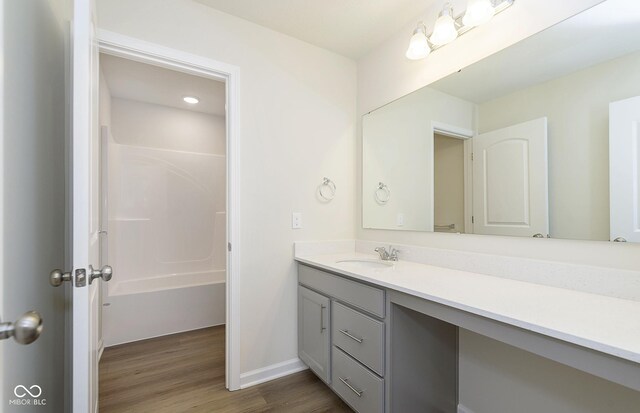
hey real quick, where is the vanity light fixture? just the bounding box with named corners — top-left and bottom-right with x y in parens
top-left (430, 3), bottom-right (458, 46)
top-left (406, 0), bottom-right (515, 60)
top-left (406, 22), bottom-right (431, 60)
top-left (183, 96), bottom-right (199, 104)
top-left (463, 0), bottom-right (496, 27)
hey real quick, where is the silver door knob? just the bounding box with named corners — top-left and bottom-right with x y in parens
top-left (50, 269), bottom-right (73, 287)
top-left (89, 265), bottom-right (113, 284)
top-left (0, 311), bottom-right (43, 345)
top-left (613, 237), bottom-right (627, 242)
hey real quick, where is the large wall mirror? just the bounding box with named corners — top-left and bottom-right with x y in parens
top-left (363, 0), bottom-right (640, 242)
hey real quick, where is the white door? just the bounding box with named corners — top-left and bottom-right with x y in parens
top-left (610, 96), bottom-right (640, 243)
top-left (72, 0), bottom-right (104, 411)
top-left (473, 118), bottom-right (549, 237)
top-left (1, 0), bottom-right (67, 412)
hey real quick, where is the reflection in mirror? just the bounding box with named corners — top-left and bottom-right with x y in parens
top-left (434, 133), bottom-right (465, 234)
top-left (362, 0), bottom-right (640, 242)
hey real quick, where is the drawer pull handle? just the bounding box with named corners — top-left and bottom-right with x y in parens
top-left (339, 377), bottom-right (363, 397)
top-left (339, 329), bottom-right (363, 343)
top-left (320, 305), bottom-right (326, 333)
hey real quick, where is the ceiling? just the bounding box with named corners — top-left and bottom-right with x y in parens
top-left (430, 0), bottom-right (640, 104)
top-left (195, 0), bottom-right (438, 59)
top-left (100, 54), bottom-right (226, 116)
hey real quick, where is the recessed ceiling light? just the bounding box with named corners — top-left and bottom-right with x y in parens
top-left (183, 96), bottom-right (199, 104)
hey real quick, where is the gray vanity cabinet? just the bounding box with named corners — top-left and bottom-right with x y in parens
top-left (298, 285), bottom-right (331, 383)
top-left (298, 264), bottom-right (387, 413)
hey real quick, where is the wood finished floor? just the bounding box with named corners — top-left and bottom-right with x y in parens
top-left (99, 326), bottom-right (352, 412)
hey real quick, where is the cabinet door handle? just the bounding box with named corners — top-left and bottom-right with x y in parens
top-left (339, 377), bottom-right (363, 397)
top-left (320, 304), bottom-right (326, 333)
top-left (339, 329), bottom-right (363, 343)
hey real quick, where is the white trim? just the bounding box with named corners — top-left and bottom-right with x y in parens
top-left (96, 30), bottom-right (242, 391)
top-left (239, 358), bottom-right (308, 389)
top-left (432, 121), bottom-right (474, 141)
top-left (0, 3), bottom-right (4, 407)
top-left (458, 404), bottom-right (476, 413)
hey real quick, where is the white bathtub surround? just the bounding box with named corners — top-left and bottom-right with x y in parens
top-left (102, 81), bottom-right (228, 346)
top-left (108, 144), bottom-right (227, 285)
top-left (104, 142), bottom-right (227, 344)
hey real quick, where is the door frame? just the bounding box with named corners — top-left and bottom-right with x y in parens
top-left (431, 121), bottom-right (475, 234)
top-left (97, 30), bottom-right (242, 390)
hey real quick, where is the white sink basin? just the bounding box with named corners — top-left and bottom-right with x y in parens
top-left (335, 259), bottom-right (395, 269)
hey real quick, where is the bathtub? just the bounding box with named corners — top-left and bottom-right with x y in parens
top-left (108, 269), bottom-right (225, 296)
top-left (102, 270), bottom-right (226, 347)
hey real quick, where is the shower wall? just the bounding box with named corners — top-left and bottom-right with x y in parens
top-left (103, 97), bottom-right (227, 346)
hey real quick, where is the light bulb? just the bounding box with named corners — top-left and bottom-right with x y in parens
top-left (405, 23), bottom-right (431, 60)
top-left (430, 4), bottom-right (458, 46)
top-left (463, 0), bottom-right (495, 27)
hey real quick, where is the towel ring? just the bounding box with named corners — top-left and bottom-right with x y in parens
top-left (375, 182), bottom-right (390, 205)
top-left (319, 177), bottom-right (336, 201)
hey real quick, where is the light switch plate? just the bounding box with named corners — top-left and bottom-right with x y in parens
top-left (292, 212), bottom-right (303, 229)
top-left (397, 213), bottom-right (404, 227)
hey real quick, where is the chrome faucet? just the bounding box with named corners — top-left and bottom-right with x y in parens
top-left (374, 246), bottom-right (400, 261)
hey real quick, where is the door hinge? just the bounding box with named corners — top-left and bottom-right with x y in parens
top-left (228, 242), bottom-right (232, 252)
top-left (471, 216), bottom-right (475, 224)
top-left (471, 152), bottom-right (474, 161)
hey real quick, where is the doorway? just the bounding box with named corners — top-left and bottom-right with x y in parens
top-left (98, 51), bottom-right (227, 347)
top-left (434, 133), bottom-right (466, 234)
top-left (95, 31), bottom-right (242, 396)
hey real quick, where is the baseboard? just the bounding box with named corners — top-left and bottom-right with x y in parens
top-left (104, 322), bottom-right (225, 348)
top-left (239, 358), bottom-right (308, 389)
top-left (458, 404), bottom-right (475, 413)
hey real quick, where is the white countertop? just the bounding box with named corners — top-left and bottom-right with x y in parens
top-left (295, 252), bottom-right (640, 364)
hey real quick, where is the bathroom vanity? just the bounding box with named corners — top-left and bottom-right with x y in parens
top-left (296, 244), bottom-right (640, 413)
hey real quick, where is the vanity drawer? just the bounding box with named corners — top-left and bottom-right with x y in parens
top-left (298, 264), bottom-right (385, 318)
top-left (332, 301), bottom-right (384, 376)
top-left (332, 346), bottom-right (384, 413)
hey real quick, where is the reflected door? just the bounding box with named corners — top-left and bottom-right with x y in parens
top-left (472, 118), bottom-right (549, 237)
top-left (609, 96), bottom-right (640, 243)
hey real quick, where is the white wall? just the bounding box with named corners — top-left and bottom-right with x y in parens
top-left (96, 0), bottom-right (357, 376)
top-left (357, 0), bottom-right (640, 412)
top-left (111, 98), bottom-right (226, 154)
